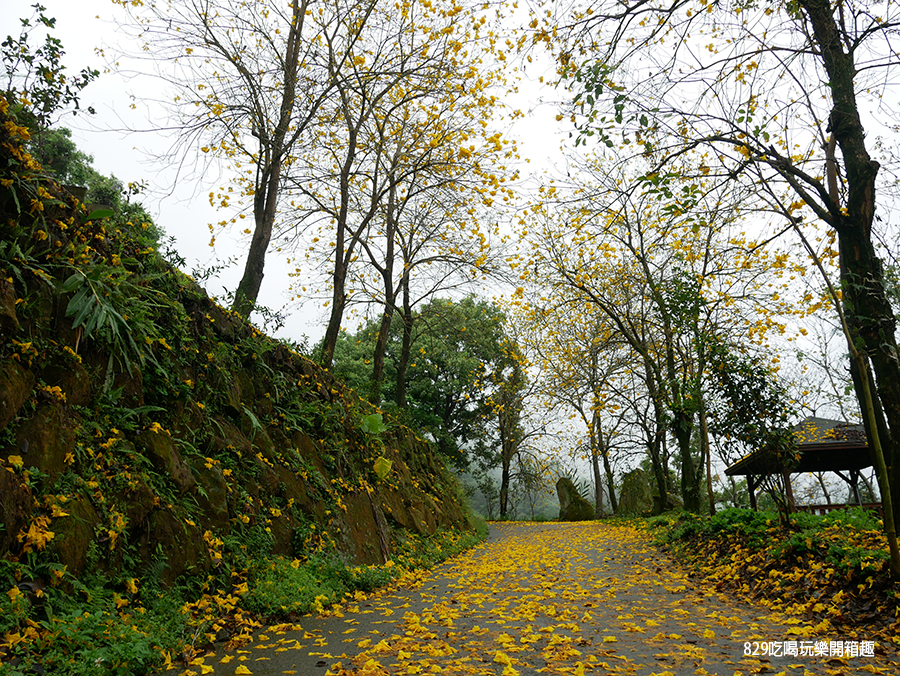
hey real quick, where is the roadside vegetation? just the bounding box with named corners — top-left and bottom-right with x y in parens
top-left (649, 508), bottom-right (899, 644)
top-left (0, 522), bottom-right (486, 676)
top-left (5, 1), bottom-right (900, 673)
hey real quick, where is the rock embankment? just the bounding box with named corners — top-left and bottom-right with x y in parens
top-left (0, 102), bottom-right (470, 590)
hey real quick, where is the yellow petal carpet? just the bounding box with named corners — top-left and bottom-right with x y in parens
top-left (192, 522), bottom-right (897, 676)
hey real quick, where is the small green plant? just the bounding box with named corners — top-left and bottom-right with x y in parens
top-left (59, 264), bottom-right (161, 374)
top-left (706, 507), bottom-right (773, 544)
top-left (307, 549), bottom-right (399, 594)
top-left (373, 455), bottom-right (393, 480)
top-left (649, 508), bottom-right (777, 549)
top-left (91, 387), bottom-right (165, 433)
top-left (822, 506), bottom-right (883, 531)
top-left (244, 557), bottom-right (343, 617)
top-left (647, 510), bottom-right (705, 544)
top-left (393, 527), bottom-right (487, 571)
top-left (466, 510), bottom-right (489, 537)
top-left (241, 404), bottom-right (264, 441)
top-left (360, 413), bottom-right (388, 435)
top-left (222, 524), bottom-right (275, 569)
top-left (342, 563), bottom-right (398, 592)
top-left (359, 412), bottom-right (394, 479)
top-left (826, 543), bottom-right (890, 576)
top-left (771, 528), bottom-right (823, 559)
top-left (0, 558), bottom-right (185, 676)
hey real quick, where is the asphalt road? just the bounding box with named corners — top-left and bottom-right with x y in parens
top-left (182, 522), bottom-right (897, 676)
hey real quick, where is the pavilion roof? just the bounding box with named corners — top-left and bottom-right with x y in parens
top-left (724, 416), bottom-right (872, 476)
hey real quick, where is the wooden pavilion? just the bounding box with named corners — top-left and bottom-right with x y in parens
top-left (724, 416), bottom-right (882, 514)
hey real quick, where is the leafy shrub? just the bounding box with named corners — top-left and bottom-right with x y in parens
top-left (342, 563), bottom-right (399, 593)
top-left (827, 543), bottom-right (891, 576)
top-left (244, 557), bottom-right (344, 617)
top-left (392, 527), bottom-right (486, 570)
top-left (647, 510), bottom-right (705, 544)
top-left (652, 505), bottom-right (897, 636)
top-left (771, 528), bottom-right (823, 559)
top-left (40, 608), bottom-right (161, 676)
top-left (306, 549), bottom-right (401, 595)
top-left (0, 586), bottom-right (31, 636)
top-left (822, 506), bottom-right (883, 531)
top-left (650, 508), bottom-right (776, 548)
top-left (705, 507), bottom-right (773, 546)
top-left (467, 511), bottom-right (489, 538)
top-left (0, 569), bottom-right (186, 676)
top-left (223, 525), bottom-right (276, 569)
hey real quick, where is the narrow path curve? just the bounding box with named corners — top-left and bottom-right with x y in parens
top-left (192, 522), bottom-right (897, 676)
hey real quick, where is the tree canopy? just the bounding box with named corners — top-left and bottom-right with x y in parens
top-left (334, 296), bottom-right (517, 469)
top-left (520, 0), bottom-right (900, 566)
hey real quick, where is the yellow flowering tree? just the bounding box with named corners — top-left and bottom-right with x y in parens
top-left (2, 4), bottom-right (98, 141)
top-left (113, 0), bottom-right (379, 317)
top-left (521, 154), bottom-right (803, 512)
top-left (281, 0), bottom-right (518, 371)
top-left (535, 0), bottom-right (900, 533)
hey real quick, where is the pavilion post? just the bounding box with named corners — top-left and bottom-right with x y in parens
top-left (850, 469), bottom-right (863, 506)
top-left (748, 474), bottom-right (758, 511)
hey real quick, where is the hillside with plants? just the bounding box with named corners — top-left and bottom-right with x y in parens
top-left (0, 95), bottom-right (484, 675)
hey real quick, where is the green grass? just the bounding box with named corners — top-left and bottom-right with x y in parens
top-left (648, 505), bottom-right (887, 568)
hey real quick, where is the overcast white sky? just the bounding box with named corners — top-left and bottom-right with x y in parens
top-left (2, 0), bottom-right (564, 343)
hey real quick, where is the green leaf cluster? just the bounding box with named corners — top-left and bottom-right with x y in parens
top-left (2, 4), bottom-right (99, 134)
top-left (705, 339), bottom-right (797, 468)
top-left (334, 296), bottom-right (514, 469)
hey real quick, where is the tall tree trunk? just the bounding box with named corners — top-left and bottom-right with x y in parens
top-left (645, 371), bottom-right (670, 513)
top-left (370, 182), bottom-right (398, 404)
top-left (700, 405), bottom-right (715, 515)
top-left (649, 429), bottom-right (668, 514)
top-left (587, 349), bottom-right (606, 516)
top-left (371, 306), bottom-right (393, 405)
top-left (498, 364), bottom-right (523, 520)
top-left (841, 236), bottom-right (900, 528)
top-left (848, 355), bottom-right (893, 475)
top-left (851, 354), bottom-right (900, 576)
top-left (498, 402), bottom-right (511, 519)
top-left (395, 282), bottom-right (413, 408)
top-left (233, 170), bottom-right (278, 318)
top-left (602, 444), bottom-right (618, 514)
top-left (319, 119), bottom-right (360, 368)
top-left (800, 0), bottom-right (900, 532)
top-left (661, 433), bottom-right (673, 496)
top-left (673, 408), bottom-right (700, 512)
top-left (499, 457), bottom-right (511, 519)
top-left (590, 413), bottom-right (605, 516)
top-left (320, 280), bottom-right (346, 369)
top-left (232, 0), bottom-right (304, 318)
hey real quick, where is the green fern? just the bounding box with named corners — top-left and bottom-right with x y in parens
top-left (59, 266), bottom-right (149, 373)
